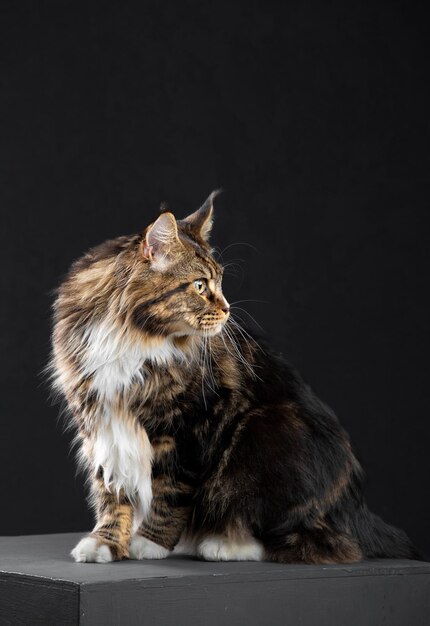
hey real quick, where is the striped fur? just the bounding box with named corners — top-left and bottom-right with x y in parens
top-left (50, 193), bottom-right (421, 564)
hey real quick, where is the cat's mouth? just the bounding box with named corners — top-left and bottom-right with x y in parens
top-left (199, 323), bottom-right (225, 336)
top-left (198, 311), bottom-right (230, 336)
top-left (169, 318), bottom-right (227, 338)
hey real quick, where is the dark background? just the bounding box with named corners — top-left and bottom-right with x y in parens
top-left (1, 2), bottom-right (429, 555)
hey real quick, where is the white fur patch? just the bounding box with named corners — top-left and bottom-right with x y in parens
top-left (71, 536), bottom-right (113, 563)
top-left (129, 535), bottom-right (170, 560)
top-left (92, 412), bottom-right (153, 525)
top-left (82, 320), bottom-right (183, 400)
top-left (81, 319), bottom-right (190, 524)
top-left (197, 535), bottom-right (264, 561)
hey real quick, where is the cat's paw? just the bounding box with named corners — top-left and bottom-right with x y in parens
top-left (197, 536), bottom-right (264, 561)
top-left (71, 536), bottom-right (113, 563)
top-left (129, 535), bottom-right (169, 560)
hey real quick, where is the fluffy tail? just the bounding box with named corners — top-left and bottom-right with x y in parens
top-left (352, 506), bottom-right (424, 561)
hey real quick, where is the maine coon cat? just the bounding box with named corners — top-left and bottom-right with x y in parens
top-left (50, 192), bottom-right (420, 564)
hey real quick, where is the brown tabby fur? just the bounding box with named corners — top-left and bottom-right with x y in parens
top-left (50, 192), bottom-right (420, 564)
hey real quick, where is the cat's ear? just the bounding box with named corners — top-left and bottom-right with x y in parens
top-left (181, 190), bottom-right (222, 242)
top-left (142, 212), bottom-right (182, 270)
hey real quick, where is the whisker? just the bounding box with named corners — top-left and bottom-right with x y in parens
top-left (222, 324), bottom-right (262, 381)
top-left (207, 335), bottom-right (218, 394)
top-left (200, 333), bottom-right (208, 410)
top-left (228, 316), bottom-right (265, 354)
top-left (230, 306), bottom-right (266, 332)
top-left (220, 242), bottom-right (259, 255)
top-left (220, 331), bottom-right (240, 367)
top-left (201, 331), bottom-right (217, 396)
top-left (229, 299), bottom-right (267, 306)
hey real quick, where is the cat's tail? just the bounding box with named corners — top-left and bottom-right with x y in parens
top-left (351, 506), bottom-right (425, 561)
top-left (261, 504), bottom-right (425, 564)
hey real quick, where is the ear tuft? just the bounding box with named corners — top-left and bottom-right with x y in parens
top-left (142, 212), bottom-right (182, 270)
top-left (180, 189), bottom-right (222, 241)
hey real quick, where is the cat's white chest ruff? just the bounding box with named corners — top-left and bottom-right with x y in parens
top-left (82, 320), bottom-right (182, 399)
top-left (82, 321), bottom-right (146, 400)
top-left (82, 320), bottom-right (181, 525)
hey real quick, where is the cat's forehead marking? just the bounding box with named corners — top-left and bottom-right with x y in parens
top-left (193, 251), bottom-right (220, 279)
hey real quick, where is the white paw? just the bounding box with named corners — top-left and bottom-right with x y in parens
top-left (71, 536), bottom-right (113, 564)
top-left (129, 535), bottom-right (170, 560)
top-left (197, 536), bottom-right (264, 561)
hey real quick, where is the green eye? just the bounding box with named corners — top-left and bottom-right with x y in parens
top-left (194, 279), bottom-right (206, 295)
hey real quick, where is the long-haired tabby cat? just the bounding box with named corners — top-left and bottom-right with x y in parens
top-left (50, 192), bottom-right (420, 564)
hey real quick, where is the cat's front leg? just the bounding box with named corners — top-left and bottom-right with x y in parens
top-left (71, 417), bottom-right (153, 563)
top-left (130, 473), bottom-right (193, 560)
top-left (71, 476), bottom-right (135, 562)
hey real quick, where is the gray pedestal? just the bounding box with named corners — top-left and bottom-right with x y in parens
top-left (0, 532), bottom-right (429, 626)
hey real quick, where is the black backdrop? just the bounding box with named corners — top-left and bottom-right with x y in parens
top-left (1, 1), bottom-right (429, 556)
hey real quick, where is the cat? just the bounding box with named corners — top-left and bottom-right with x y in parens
top-left (50, 191), bottom-right (421, 564)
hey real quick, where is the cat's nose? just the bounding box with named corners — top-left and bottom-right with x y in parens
top-left (219, 297), bottom-right (230, 314)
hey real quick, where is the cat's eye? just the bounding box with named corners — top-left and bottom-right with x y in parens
top-left (193, 279), bottom-right (206, 295)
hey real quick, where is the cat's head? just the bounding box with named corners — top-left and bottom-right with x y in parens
top-left (129, 191), bottom-right (230, 339)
